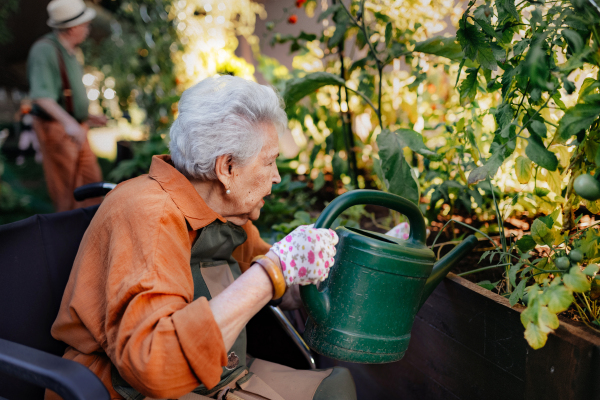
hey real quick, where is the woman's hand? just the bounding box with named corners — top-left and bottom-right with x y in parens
top-left (271, 225), bottom-right (339, 286)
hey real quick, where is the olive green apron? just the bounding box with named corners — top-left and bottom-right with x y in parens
top-left (113, 220), bottom-right (353, 400)
top-left (112, 220), bottom-right (250, 400)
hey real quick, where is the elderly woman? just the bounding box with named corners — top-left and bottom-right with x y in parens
top-left (46, 76), bottom-right (356, 400)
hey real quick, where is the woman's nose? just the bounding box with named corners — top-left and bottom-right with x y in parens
top-left (273, 165), bottom-right (281, 184)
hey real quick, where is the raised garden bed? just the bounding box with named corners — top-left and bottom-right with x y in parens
top-left (318, 273), bottom-right (600, 400)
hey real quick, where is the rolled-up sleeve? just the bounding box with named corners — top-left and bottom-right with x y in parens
top-left (103, 195), bottom-right (227, 398)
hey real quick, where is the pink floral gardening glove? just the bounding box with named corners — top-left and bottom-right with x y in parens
top-left (385, 222), bottom-right (430, 240)
top-left (386, 222), bottom-right (411, 240)
top-left (271, 225), bottom-right (339, 286)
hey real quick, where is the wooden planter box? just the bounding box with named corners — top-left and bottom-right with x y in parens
top-left (318, 273), bottom-right (600, 400)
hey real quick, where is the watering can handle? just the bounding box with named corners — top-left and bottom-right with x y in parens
top-left (314, 189), bottom-right (428, 245)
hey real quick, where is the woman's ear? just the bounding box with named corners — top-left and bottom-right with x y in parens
top-left (214, 154), bottom-right (234, 187)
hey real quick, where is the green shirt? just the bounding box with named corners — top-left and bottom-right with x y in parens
top-left (27, 32), bottom-right (89, 122)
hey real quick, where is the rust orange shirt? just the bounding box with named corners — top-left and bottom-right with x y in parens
top-left (47, 155), bottom-right (271, 399)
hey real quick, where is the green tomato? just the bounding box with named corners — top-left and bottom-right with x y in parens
top-left (569, 248), bottom-right (584, 263)
top-left (574, 174), bottom-right (600, 201)
top-left (555, 256), bottom-right (571, 269)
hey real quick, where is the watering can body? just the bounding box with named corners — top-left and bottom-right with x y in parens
top-left (300, 190), bottom-right (478, 364)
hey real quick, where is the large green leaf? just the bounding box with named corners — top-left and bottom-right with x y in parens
top-left (457, 20), bottom-right (487, 60)
top-left (377, 129), bottom-right (420, 205)
top-left (525, 133), bottom-right (558, 171)
top-left (283, 72), bottom-right (345, 109)
top-left (557, 103), bottom-right (600, 140)
top-left (394, 129), bottom-right (441, 160)
top-left (543, 285), bottom-right (574, 314)
top-left (476, 45), bottom-right (498, 71)
top-left (413, 36), bottom-right (464, 60)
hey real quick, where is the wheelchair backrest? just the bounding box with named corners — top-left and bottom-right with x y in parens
top-left (0, 205), bottom-right (98, 399)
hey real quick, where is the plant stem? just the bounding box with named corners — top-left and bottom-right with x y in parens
top-left (345, 86), bottom-right (380, 125)
top-left (431, 218), bottom-right (497, 250)
top-left (457, 263), bottom-right (512, 277)
top-left (377, 65), bottom-right (383, 129)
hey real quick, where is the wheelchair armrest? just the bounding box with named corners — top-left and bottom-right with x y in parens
top-left (73, 182), bottom-right (116, 201)
top-left (0, 338), bottom-right (110, 400)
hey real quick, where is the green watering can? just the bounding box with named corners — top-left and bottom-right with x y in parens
top-left (300, 189), bottom-right (478, 364)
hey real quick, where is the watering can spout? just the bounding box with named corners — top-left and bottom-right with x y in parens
top-left (418, 235), bottom-right (479, 310)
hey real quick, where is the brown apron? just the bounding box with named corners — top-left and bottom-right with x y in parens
top-left (32, 118), bottom-right (102, 212)
top-left (122, 220), bottom-right (337, 400)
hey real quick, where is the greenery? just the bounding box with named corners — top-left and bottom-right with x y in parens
top-left (266, 0), bottom-right (600, 349)
top-left (3, 0), bottom-right (600, 351)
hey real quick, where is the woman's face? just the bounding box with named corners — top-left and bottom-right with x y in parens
top-left (228, 123), bottom-right (281, 222)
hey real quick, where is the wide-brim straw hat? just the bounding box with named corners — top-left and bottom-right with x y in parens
top-left (47, 0), bottom-right (96, 29)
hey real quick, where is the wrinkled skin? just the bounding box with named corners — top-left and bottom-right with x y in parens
top-left (191, 123), bottom-right (281, 226)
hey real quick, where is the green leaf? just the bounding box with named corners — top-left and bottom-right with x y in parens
top-left (524, 322), bottom-right (549, 349)
top-left (494, 103), bottom-right (513, 129)
top-left (317, 4), bottom-right (341, 21)
top-left (509, 278), bottom-right (527, 306)
top-left (529, 120), bottom-right (547, 138)
top-left (578, 78), bottom-right (599, 103)
top-left (413, 36), bottom-right (464, 60)
top-left (526, 133), bottom-right (558, 171)
top-left (394, 129), bottom-right (441, 160)
top-left (562, 29), bottom-right (584, 53)
top-left (328, 14), bottom-right (349, 48)
top-left (476, 45), bottom-right (498, 71)
top-left (557, 104), bottom-right (600, 140)
top-left (377, 129), bottom-right (420, 205)
top-left (385, 22), bottom-right (393, 48)
top-left (457, 20), bottom-right (487, 60)
top-left (539, 307), bottom-right (559, 330)
top-left (497, 0), bottom-right (519, 20)
top-left (459, 67), bottom-right (479, 103)
top-left (552, 92), bottom-right (567, 110)
top-left (583, 264), bottom-right (599, 276)
top-left (516, 235), bottom-right (536, 252)
top-left (531, 219), bottom-right (554, 245)
top-left (283, 72), bottom-right (345, 109)
top-left (474, 18), bottom-right (501, 41)
top-left (515, 155), bottom-right (532, 184)
top-left (509, 262), bottom-right (523, 286)
top-left (467, 149), bottom-right (505, 184)
top-left (544, 285), bottom-right (574, 314)
top-left (478, 280), bottom-right (500, 290)
top-left (349, 57), bottom-right (367, 73)
top-left (524, 42), bottom-right (550, 90)
top-left (563, 266), bottom-right (591, 292)
top-left (513, 39), bottom-right (530, 56)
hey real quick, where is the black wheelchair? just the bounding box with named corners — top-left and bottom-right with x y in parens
top-left (0, 183), bottom-right (315, 400)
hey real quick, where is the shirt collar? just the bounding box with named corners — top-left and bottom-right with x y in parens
top-left (148, 155), bottom-right (226, 230)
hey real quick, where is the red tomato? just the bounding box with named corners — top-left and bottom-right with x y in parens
top-left (288, 14), bottom-right (298, 24)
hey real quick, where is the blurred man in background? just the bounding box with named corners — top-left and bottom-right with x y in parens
top-left (28, 0), bottom-right (105, 212)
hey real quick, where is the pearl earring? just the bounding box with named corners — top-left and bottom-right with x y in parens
top-left (226, 189), bottom-right (231, 195)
